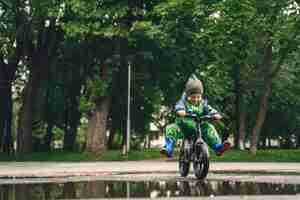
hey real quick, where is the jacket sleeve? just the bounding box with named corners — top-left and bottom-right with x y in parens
top-left (203, 98), bottom-right (219, 115)
top-left (174, 93), bottom-right (186, 112)
top-left (206, 104), bottom-right (219, 115)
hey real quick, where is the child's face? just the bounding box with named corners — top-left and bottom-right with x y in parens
top-left (187, 94), bottom-right (202, 105)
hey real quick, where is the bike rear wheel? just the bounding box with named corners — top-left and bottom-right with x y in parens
top-left (179, 140), bottom-right (191, 177)
top-left (179, 160), bottom-right (190, 177)
top-left (193, 143), bottom-right (209, 179)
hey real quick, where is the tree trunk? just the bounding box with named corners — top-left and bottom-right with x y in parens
top-left (17, 68), bottom-right (41, 153)
top-left (250, 44), bottom-right (273, 155)
top-left (0, 62), bottom-right (16, 153)
top-left (122, 127), bottom-right (127, 146)
top-left (63, 93), bottom-right (81, 151)
top-left (65, 123), bottom-right (79, 151)
top-left (233, 64), bottom-right (246, 150)
top-left (0, 80), bottom-right (13, 153)
top-left (145, 135), bottom-right (151, 149)
top-left (63, 98), bottom-right (70, 149)
top-left (267, 138), bottom-right (271, 148)
top-left (86, 96), bottom-right (111, 153)
top-left (238, 110), bottom-right (246, 150)
top-left (17, 16), bottom-right (59, 153)
top-left (17, 54), bottom-right (49, 153)
top-left (107, 126), bottom-right (116, 149)
top-left (43, 86), bottom-right (54, 152)
top-left (44, 123), bottom-right (54, 151)
top-left (0, 92), bottom-right (3, 148)
top-left (63, 119), bottom-right (80, 151)
top-left (249, 79), bottom-right (271, 155)
top-left (1, 0), bottom-right (23, 154)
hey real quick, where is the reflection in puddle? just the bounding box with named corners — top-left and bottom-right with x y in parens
top-left (0, 180), bottom-right (299, 199)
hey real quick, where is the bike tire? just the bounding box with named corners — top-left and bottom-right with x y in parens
top-left (193, 143), bottom-right (209, 179)
top-left (179, 141), bottom-right (191, 177)
top-left (179, 160), bottom-right (190, 177)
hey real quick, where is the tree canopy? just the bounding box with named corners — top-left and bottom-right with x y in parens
top-left (0, 0), bottom-right (300, 154)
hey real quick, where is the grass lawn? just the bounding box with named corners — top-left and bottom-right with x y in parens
top-left (210, 148), bottom-right (300, 162)
top-left (0, 148), bottom-right (300, 162)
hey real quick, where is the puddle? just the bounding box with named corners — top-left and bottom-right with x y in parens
top-left (0, 180), bottom-right (299, 199)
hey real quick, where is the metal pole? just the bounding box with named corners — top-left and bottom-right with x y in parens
top-left (126, 61), bottom-right (131, 153)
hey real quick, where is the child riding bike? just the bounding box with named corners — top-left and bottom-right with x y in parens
top-left (160, 75), bottom-right (231, 158)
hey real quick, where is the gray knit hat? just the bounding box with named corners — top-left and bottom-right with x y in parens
top-left (185, 75), bottom-right (203, 96)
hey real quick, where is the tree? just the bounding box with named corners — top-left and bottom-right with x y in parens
top-left (0, 0), bottom-right (24, 153)
top-left (63, 0), bottom-right (167, 153)
top-left (207, 0), bottom-right (300, 153)
top-left (16, 0), bottom-right (63, 153)
top-left (249, 1), bottom-right (300, 154)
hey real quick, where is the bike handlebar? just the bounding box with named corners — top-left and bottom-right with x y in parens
top-left (185, 113), bottom-right (216, 122)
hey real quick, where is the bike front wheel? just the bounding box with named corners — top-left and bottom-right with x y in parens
top-left (193, 143), bottom-right (209, 179)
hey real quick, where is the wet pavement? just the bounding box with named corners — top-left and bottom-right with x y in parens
top-left (60, 196), bottom-right (300, 200)
top-left (1, 178), bottom-right (300, 199)
top-left (0, 178), bottom-right (300, 200)
top-left (0, 161), bottom-right (300, 199)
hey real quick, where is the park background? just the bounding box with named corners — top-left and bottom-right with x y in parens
top-left (0, 0), bottom-right (300, 160)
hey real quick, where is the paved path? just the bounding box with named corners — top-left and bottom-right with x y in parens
top-left (0, 161), bottom-right (300, 185)
top-left (0, 161), bottom-right (299, 178)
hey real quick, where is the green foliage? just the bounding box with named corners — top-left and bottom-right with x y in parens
top-left (3, 0), bottom-right (300, 153)
top-left (79, 96), bottom-right (93, 114)
top-left (86, 78), bottom-right (110, 101)
top-left (62, 0), bottom-right (129, 37)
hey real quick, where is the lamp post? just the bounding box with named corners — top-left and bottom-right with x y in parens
top-left (126, 61), bottom-right (131, 153)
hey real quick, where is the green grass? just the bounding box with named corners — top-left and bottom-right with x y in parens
top-left (0, 148), bottom-right (300, 162)
top-left (210, 149), bottom-right (300, 162)
top-left (0, 148), bottom-right (162, 162)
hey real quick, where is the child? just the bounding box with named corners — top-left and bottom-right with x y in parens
top-left (160, 75), bottom-right (230, 158)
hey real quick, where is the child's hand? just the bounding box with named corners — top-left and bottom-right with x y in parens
top-left (177, 110), bottom-right (186, 117)
top-left (212, 113), bottom-right (222, 120)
